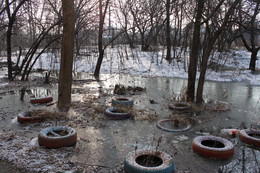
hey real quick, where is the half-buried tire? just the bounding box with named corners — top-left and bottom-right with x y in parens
top-left (17, 112), bottom-right (44, 124)
top-left (124, 149), bottom-right (174, 173)
top-left (38, 126), bottom-right (77, 149)
top-left (239, 129), bottom-right (260, 147)
top-left (112, 97), bottom-right (134, 107)
top-left (105, 107), bottom-right (131, 119)
top-left (30, 96), bottom-right (53, 104)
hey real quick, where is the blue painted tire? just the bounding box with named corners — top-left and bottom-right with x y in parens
top-left (124, 149), bottom-right (174, 173)
top-left (112, 97), bottom-right (134, 107)
top-left (38, 126), bottom-right (77, 149)
top-left (105, 107), bottom-right (131, 119)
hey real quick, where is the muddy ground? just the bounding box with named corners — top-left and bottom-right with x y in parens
top-left (0, 74), bottom-right (259, 173)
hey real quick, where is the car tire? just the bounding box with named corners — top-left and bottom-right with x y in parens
top-left (124, 149), bottom-right (174, 173)
top-left (192, 136), bottom-right (234, 159)
top-left (239, 129), bottom-right (260, 147)
top-left (38, 126), bottom-right (77, 149)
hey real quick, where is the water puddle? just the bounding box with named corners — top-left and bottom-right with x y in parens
top-left (0, 73), bottom-right (259, 172)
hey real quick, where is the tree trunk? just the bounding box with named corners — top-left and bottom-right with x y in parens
top-left (186, 0), bottom-right (204, 102)
top-left (94, 0), bottom-right (109, 77)
top-left (94, 49), bottom-right (104, 77)
top-left (165, 0), bottom-right (171, 61)
top-left (6, 24), bottom-right (13, 80)
top-left (249, 49), bottom-right (258, 71)
top-left (57, 0), bottom-right (75, 109)
top-left (196, 44), bottom-right (213, 104)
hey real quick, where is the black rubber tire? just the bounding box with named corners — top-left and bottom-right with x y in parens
top-left (192, 136), bottom-right (234, 160)
top-left (239, 129), bottom-right (260, 147)
top-left (169, 102), bottom-right (191, 113)
top-left (157, 119), bottom-right (191, 132)
top-left (38, 126), bottom-right (77, 149)
top-left (124, 149), bottom-right (174, 173)
top-left (105, 107), bottom-right (131, 119)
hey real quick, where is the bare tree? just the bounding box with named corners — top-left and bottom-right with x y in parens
top-left (115, 0), bottom-right (136, 48)
top-left (128, 0), bottom-right (166, 51)
top-left (12, 0), bottom-right (63, 80)
top-left (196, 0), bottom-right (241, 104)
top-left (187, 0), bottom-right (204, 102)
top-left (74, 0), bottom-right (98, 55)
top-left (57, 0), bottom-right (75, 109)
top-left (94, 0), bottom-right (110, 77)
top-left (165, 0), bottom-right (172, 61)
top-left (5, 0), bottom-right (28, 79)
top-left (238, 0), bottom-right (260, 71)
top-left (187, 0), bottom-right (241, 103)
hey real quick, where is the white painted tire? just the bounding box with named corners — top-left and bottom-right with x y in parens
top-left (124, 149), bottom-right (174, 173)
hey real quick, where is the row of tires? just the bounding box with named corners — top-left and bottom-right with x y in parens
top-left (17, 107), bottom-right (132, 124)
top-left (19, 97), bottom-right (259, 172)
top-left (125, 131), bottom-right (260, 173)
top-left (19, 126), bottom-right (259, 173)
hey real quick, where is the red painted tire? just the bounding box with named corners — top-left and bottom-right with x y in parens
top-left (30, 96), bottom-right (53, 104)
top-left (17, 112), bottom-right (44, 124)
top-left (192, 136), bottom-right (234, 160)
top-left (105, 107), bottom-right (131, 119)
top-left (38, 126), bottom-right (77, 149)
top-left (239, 129), bottom-right (260, 147)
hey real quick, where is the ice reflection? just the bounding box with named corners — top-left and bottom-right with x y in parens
top-left (218, 146), bottom-right (260, 173)
top-left (29, 88), bottom-right (54, 98)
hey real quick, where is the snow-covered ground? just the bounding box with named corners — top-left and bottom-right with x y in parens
top-left (36, 46), bottom-right (260, 85)
top-left (1, 46), bottom-right (259, 85)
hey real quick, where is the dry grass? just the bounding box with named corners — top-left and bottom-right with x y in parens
top-left (166, 114), bottom-right (197, 125)
top-left (29, 109), bottom-right (66, 121)
top-left (205, 101), bottom-right (231, 112)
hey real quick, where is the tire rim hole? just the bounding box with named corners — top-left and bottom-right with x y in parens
top-left (116, 98), bottom-right (129, 101)
top-left (248, 133), bottom-right (260, 139)
top-left (162, 120), bottom-right (187, 129)
top-left (111, 109), bottom-right (126, 113)
top-left (201, 140), bottom-right (225, 148)
top-left (175, 103), bottom-right (188, 107)
top-left (24, 113), bottom-right (31, 117)
top-left (47, 130), bottom-right (69, 137)
top-left (135, 154), bottom-right (163, 167)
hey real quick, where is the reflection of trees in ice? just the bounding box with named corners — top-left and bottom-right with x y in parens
top-left (218, 146), bottom-right (260, 173)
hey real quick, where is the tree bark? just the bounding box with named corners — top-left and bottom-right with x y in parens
top-left (249, 49), bottom-right (258, 71)
top-left (57, 0), bottom-right (75, 109)
top-left (186, 0), bottom-right (204, 102)
top-left (165, 0), bottom-right (171, 61)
